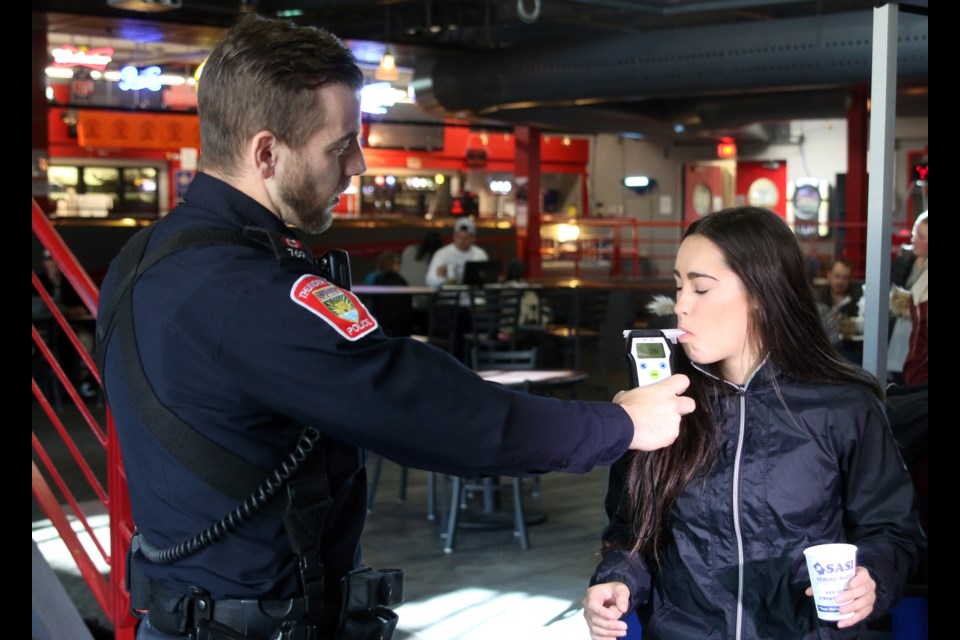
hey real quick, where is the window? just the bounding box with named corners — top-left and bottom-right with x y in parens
top-left (49, 164), bottom-right (161, 219)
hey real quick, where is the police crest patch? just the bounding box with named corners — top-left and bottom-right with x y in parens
top-left (290, 275), bottom-right (378, 340)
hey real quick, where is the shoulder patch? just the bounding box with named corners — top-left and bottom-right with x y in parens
top-left (290, 275), bottom-right (378, 341)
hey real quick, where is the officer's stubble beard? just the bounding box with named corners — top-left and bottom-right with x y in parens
top-left (276, 150), bottom-right (340, 235)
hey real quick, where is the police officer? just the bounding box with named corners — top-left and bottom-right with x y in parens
top-left (96, 14), bottom-right (694, 640)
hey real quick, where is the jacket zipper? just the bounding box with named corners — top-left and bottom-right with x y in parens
top-left (732, 389), bottom-right (746, 640)
top-left (690, 359), bottom-right (768, 640)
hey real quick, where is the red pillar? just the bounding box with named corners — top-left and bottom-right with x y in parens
top-left (515, 126), bottom-right (542, 279)
top-left (845, 85), bottom-right (869, 278)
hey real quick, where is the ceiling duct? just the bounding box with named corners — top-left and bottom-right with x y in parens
top-left (413, 9), bottom-right (927, 136)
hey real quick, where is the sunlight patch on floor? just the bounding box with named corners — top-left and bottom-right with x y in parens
top-left (32, 512), bottom-right (111, 576)
top-left (395, 587), bottom-right (590, 640)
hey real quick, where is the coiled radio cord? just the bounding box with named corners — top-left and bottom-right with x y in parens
top-left (138, 426), bottom-right (322, 564)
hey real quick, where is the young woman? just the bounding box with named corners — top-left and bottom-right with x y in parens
top-left (583, 206), bottom-right (924, 640)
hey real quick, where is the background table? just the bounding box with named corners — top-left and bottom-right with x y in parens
top-left (477, 368), bottom-right (588, 389)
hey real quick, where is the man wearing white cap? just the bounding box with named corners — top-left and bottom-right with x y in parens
top-left (425, 217), bottom-right (489, 287)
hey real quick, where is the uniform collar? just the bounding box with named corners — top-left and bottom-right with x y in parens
top-left (183, 172), bottom-right (291, 234)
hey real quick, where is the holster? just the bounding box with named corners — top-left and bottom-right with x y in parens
top-left (335, 567), bottom-right (404, 640)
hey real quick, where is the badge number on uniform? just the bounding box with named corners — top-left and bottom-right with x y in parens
top-left (290, 275), bottom-right (378, 341)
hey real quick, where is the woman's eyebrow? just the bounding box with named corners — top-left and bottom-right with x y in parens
top-left (673, 269), bottom-right (719, 281)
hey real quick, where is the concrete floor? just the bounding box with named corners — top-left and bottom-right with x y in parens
top-left (33, 362), bottom-right (911, 639)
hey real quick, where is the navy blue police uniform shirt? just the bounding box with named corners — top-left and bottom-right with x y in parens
top-left (99, 172), bottom-right (634, 604)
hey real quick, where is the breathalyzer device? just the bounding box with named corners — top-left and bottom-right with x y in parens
top-left (623, 329), bottom-right (685, 387)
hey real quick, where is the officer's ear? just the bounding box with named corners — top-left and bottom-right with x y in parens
top-left (250, 131), bottom-right (278, 179)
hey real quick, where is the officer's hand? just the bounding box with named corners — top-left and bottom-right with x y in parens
top-left (614, 374), bottom-right (694, 451)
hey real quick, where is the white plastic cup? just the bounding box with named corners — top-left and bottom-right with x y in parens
top-left (803, 543), bottom-right (858, 621)
top-left (446, 263), bottom-right (462, 284)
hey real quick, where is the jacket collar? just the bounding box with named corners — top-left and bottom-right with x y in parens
top-left (691, 354), bottom-right (774, 392)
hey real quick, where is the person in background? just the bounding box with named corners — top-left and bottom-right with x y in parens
top-left (815, 257), bottom-right (862, 364)
top-left (399, 230), bottom-right (442, 287)
top-left (886, 235), bottom-right (919, 385)
top-left (364, 251), bottom-right (414, 337)
top-left (424, 218), bottom-right (490, 359)
top-left (583, 206), bottom-right (924, 640)
top-left (364, 250), bottom-right (401, 285)
top-left (424, 217), bottom-right (488, 287)
top-left (399, 230), bottom-right (443, 334)
top-left (900, 210), bottom-right (928, 386)
top-left (96, 15), bottom-right (696, 640)
top-left (817, 257), bottom-right (862, 331)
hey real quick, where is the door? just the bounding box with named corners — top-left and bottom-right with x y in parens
top-left (683, 163), bottom-right (725, 226)
top-left (736, 160), bottom-right (788, 219)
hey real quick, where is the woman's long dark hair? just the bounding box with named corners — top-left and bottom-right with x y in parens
top-left (415, 231), bottom-right (443, 261)
top-left (610, 206), bottom-right (884, 563)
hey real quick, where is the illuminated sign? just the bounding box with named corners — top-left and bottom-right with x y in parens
top-left (118, 65), bottom-right (163, 92)
top-left (717, 141), bottom-right (737, 159)
top-left (623, 176), bottom-right (657, 194)
top-left (912, 161), bottom-right (928, 182)
top-left (51, 45), bottom-right (115, 71)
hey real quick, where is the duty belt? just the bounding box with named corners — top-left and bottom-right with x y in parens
top-left (147, 583), bottom-right (310, 639)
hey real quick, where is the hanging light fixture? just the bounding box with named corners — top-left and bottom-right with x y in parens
top-left (375, 51), bottom-right (398, 81)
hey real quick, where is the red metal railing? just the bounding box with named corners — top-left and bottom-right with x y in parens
top-left (32, 198), bottom-right (137, 640)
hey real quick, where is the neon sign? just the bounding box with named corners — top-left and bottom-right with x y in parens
top-left (51, 45), bottom-right (115, 71)
top-left (118, 65), bottom-right (162, 92)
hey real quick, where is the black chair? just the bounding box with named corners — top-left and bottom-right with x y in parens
top-left (366, 455), bottom-right (438, 521)
top-left (368, 288), bottom-right (460, 516)
top-left (537, 287), bottom-right (611, 397)
top-left (463, 286), bottom-right (523, 363)
top-left (471, 346), bottom-right (540, 374)
top-left (441, 344), bottom-right (542, 553)
top-left (424, 288), bottom-right (468, 361)
top-left (442, 473), bottom-right (531, 553)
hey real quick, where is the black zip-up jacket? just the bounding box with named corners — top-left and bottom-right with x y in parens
top-left (591, 360), bottom-right (924, 640)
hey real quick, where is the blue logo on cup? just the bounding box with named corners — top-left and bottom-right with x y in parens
top-left (813, 560), bottom-right (854, 575)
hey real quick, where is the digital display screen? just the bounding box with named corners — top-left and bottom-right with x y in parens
top-left (635, 341), bottom-right (666, 359)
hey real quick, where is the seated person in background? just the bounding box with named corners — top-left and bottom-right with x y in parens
top-left (364, 251), bottom-right (414, 337)
top-left (814, 257), bottom-right (862, 363)
top-left (364, 250), bottom-right (400, 285)
top-left (816, 257), bottom-right (862, 327)
top-left (400, 231), bottom-right (443, 334)
top-left (399, 230), bottom-right (442, 287)
top-left (425, 218), bottom-right (488, 288)
top-left (901, 211), bottom-right (928, 386)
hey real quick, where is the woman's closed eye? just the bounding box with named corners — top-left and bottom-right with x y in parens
top-left (676, 284), bottom-right (708, 295)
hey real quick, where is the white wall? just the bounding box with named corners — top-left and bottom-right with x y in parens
top-left (585, 116), bottom-right (927, 275)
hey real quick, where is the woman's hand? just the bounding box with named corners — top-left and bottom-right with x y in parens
top-left (582, 582), bottom-right (631, 639)
top-left (805, 565), bottom-right (877, 628)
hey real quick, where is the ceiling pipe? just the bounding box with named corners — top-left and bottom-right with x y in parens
top-left (413, 10), bottom-right (927, 123)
